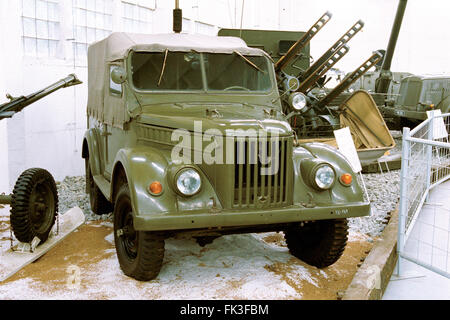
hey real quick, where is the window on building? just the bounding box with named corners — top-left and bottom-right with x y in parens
top-left (122, 1), bottom-right (154, 34)
top-left (72, 0), bottom-right (113, 61)
top-left (22, 0), bottom-right (61, 58)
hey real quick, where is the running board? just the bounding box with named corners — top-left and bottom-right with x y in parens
top-left (0, 207), bottom-right (85, 282)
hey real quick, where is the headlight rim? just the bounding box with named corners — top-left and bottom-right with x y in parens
top-left (310, 163), bottom-right (336, 190)
top-left (174, 167), bottom-right (202, 197)
top-left (289, 92), bottom-right (308, 112)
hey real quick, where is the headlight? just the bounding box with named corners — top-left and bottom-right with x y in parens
top-left (313, 164), bottom-right (335, 190)
top-left (175, 168), bottom-right (201, 196)
top-left (289, 92), bottom-right (308, 112)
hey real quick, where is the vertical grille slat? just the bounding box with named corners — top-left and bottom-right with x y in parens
top-left (237, 140), bottom-right (244, 207)
top-left (253, 141), bottom-right (258, 206)
top-left (267, 139), bottom-right (272, 203)
top-left (279, 138), bottom-right (286, 204)
top-left (233, 135), bottom-right (292, 209)
top-left (246, 140), bottom-right (251, 206)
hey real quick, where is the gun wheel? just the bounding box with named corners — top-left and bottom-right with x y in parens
top-left (85, 158), bottom-right (112, 215)
top-left (284, 219), bottom-right (348, 268)
top-left (10, 168), bottom-right (58, 244)
top-left (114, 184), bottom-right (165, 281)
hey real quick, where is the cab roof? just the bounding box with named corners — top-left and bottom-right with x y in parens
top-left (88, 32), bottom-right (268, 62)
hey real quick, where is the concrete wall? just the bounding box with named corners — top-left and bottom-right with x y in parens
top-left (0, 0), bottom-right (449, 191)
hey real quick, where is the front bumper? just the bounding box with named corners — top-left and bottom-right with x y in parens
top-left (379, 105), bottom-right (427, 120)
top-left (133, 201), bottom-right (370, 231)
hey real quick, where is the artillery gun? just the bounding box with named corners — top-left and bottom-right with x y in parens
top-left (0, 74), bottom-right (82, 248)
top-left (349, 0), bottom-right (449, 128)
top-left (219, 11), bottom-right (395, 164)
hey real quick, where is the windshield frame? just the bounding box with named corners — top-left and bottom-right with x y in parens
top-left (126, 50), bottom-right (276, 95)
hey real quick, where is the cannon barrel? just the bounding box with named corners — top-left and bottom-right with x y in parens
top-left (0, 74), bottom-right (82, 120)
top-left (299, 20), bottom-right (364, 82)
top-left (275, 11), bottom-right (332, 73)
top-left (375, 0), bottom-right (408, 94)
top-left (297, 44), bottom-right (350, 94)
top-left (317, 51), bottom-right (383, 109)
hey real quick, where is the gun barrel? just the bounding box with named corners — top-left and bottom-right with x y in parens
top-left (297, 44), bottom-right (350, 93)
top-left (275, 11), bottom-right (332, 73)
top-left (380, 0), bottom-right (407, 72)
top-left (317, 51), bottom-right (383, 109)
top-left (375, 0), bottom-right (408, 93)
top-left (299, 20), bottom-right (364, 82)
top-left (0, 74), bottom-right (82, 120)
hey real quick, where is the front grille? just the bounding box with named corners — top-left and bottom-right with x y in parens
top-left (233, 136), bottom-right (292, 208)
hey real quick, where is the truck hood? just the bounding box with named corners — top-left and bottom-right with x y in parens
top-left (137, 103), bottom-right (293, 136)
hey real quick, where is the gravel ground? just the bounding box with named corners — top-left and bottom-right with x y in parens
top-left (57, 176), bottom-right (112, 222)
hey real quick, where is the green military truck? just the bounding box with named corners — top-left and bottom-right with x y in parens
top-left (379, 75), bottom-right (450, 124)
top-left (82, 32), bottom-right (370, 281)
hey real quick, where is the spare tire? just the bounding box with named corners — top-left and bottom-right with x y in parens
top-left (10, 168), bottom-right (58, 244)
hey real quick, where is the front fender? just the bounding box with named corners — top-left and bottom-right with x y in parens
top-left (293, 142), bottom-right (365, 205)
top-left (83, 128), bottom-right (103, 176)
top-left (112, 146), bottom-right (222, 220)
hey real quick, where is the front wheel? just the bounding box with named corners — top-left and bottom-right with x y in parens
top-left (284, 219), bottom-right (348, 268)
top-left (113, 184), bottom-right (165, 281)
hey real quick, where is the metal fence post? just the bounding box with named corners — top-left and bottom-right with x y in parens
top-left (397, 126), bottom-right (410, 276)
top-left (425, 115), bottom-right (434, 200)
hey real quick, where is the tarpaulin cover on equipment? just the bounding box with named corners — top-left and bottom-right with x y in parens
top-left (339, 90), bottom-right (395, 150)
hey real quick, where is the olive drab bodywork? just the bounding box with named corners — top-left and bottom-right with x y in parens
top-left (83, 32), bottom-right (370, 280)
top-left (379, 75), bottom-right (450, 123)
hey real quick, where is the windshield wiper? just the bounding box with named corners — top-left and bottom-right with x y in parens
top-left (157, 49), bottom-right (169, 87)
top-left (233, 51), bottom-right (265, 73)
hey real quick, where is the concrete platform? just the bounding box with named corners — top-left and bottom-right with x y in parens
top-left (383, 180), bottom-right (450, 300)
top-left (0, 207), bottom-right (85, 282)
top-left (383, 259), bottom-right (450, 300)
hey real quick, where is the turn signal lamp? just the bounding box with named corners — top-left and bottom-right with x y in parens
top-left (340, 173), bottom-right (352, 186)
top-left (149, 181), bottom-right (163, 195)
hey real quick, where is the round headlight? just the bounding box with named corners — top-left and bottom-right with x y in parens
top-left (314, 165), bottom-right (335, 190)
top-left (289, 93), bottom-right (308, 112)
top-left (175, 168), bottom-right (201, 196)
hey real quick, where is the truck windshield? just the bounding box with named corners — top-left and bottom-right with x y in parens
top-left (131, 51), bottom-right (272, 92)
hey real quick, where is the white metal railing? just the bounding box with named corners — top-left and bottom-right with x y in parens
top-left (398, 112), bottom-right (450, 278)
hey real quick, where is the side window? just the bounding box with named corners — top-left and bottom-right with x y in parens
top-left (110, 65), bottom-right (123, 96)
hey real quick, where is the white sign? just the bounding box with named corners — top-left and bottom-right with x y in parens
top-left (334, 127), bottom-right (362, 173)
top-left (427, 110), bottom-right (448, 140)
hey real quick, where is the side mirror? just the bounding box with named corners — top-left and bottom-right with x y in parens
top-left (111, 67), bottom-right (127, 84)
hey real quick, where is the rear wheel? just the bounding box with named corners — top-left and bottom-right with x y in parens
top-left (113, 184), bottom-right (165, 281)
top-left (10, 168), bottom-right (58, 243)
top-left (284, 219), bottom-right (348, 268)
top-left (85, 157), bottom-right (112, 215)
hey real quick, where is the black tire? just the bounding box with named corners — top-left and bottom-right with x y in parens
top-left (85, 157), bottom-right (112, 215)
top-left (10, 168), bottom-right (58, 243)
top-left (195, 236), bottom-right (220, 247)
top-left (113, 184), bottom-right (165, 281)
top-left (284, 219), bottom-right (348, 268)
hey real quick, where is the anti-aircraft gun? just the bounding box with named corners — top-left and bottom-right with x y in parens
top-left (220, 11), bottom-right (395, 164)
top-left (372, 0), bottom-right (450, 127)
top-left (0, 74), bottom-right (82, 249)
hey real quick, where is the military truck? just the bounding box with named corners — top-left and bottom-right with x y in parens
top-left (379, 75), bottom-right (450, 125)
top-left (82, 31), bottom-right (371, 281)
